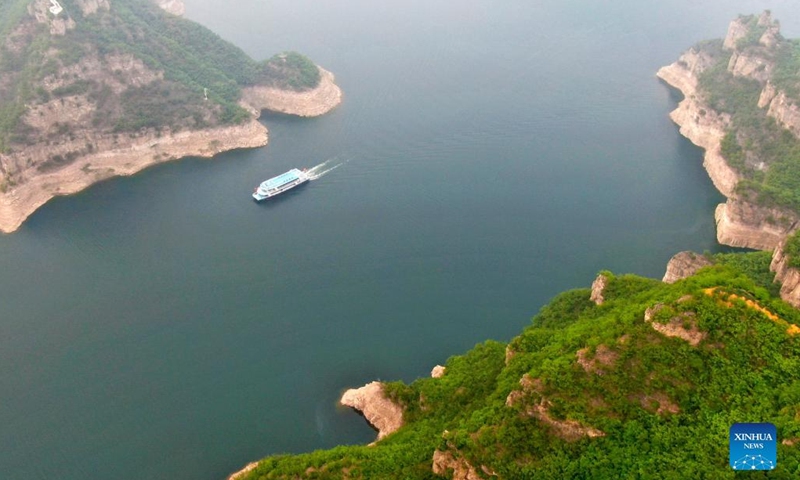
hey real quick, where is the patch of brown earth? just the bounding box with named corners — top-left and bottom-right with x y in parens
top-left (576, 344), bottom-right (618, 375)
top-left (635, 392), bottom-right (680, 415)
top-left (525, 400), bottom-right (605, 441)
top-left (645, 305), bottom-right (707, 346)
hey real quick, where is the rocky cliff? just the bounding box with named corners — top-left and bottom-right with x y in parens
top-left (658, 11), bottom-right (800, 250)
top-left (339, 381), bottom-right (404, 441)
top-left (662, 251), bottom-right (713, 283)
top-left (770, 240), bottom-right (800, 307)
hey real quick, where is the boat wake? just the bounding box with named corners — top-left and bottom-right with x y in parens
top-left (307, 156), bottom-right (348, 180)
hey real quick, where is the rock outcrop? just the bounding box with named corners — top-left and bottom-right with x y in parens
top-left (432, 450), bottom-right (485, 480)
top-left (155, 0), bottom-right (185, 16)
top-left (241, 67), bottom-right (343, 117)
top-left (770, 240), bottom-right (800, 308)
top-left (662, 251), bottom-right (713, 283)
top-left (715, 201), bottom-right (797, 250)
top-left (340, 381), bottom-right (404, 441)
top-left (431, 365), bottom-right (446, 378)
top-left (759, 83), bottom-right (800, 137)
top-left (657, 12), bottom-right (800, 250)
top-left (590, 274), bottom-right (608, 305)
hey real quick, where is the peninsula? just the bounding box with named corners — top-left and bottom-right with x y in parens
top-left (0, 0), bottom-right (342, 233)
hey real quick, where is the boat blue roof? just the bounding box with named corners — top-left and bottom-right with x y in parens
top-left (262, 169), bottom-right (301, 189)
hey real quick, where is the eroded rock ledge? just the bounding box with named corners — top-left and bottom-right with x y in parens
top-left (339, 381), bottom-right (404, 441)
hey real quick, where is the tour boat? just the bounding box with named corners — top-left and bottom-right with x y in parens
top-left (252, 168), bottom-right (310, 201)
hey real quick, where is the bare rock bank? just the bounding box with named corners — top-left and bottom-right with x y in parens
top-left (0, 121), bottom-right (267, 233)
top-left (339, 381), bottom-right (404, 441)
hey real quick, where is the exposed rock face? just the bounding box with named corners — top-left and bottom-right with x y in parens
top-left (340, 381), bottom-right (404, 441)
top-left (432, 450), bottom-right (484, 480)
top-left (241, 67), bottom-right (343, 117)
top-left (657, 57), bottom-right (737, 198)
top-left (770, 241), bottom-right (800, 308)
top-left (155, 0), bottom-right (185, 16)
top-left (761, 86), bottom-right (800, 137)
top-left (590, 274), bottom-right (608, 305)
top-left (728, 50), bottom-right (773, 82)
top-left (715, 201), bottom-right (797, 250)
top-left (431, 365), bottom-right (446, 378)
top-left (723, 16), bottom-right (750, 50)
top-left (662, 251), bottom-right (713, 283)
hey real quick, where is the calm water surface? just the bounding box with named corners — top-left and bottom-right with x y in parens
top-left (2, 1), bottom-right (800, 478)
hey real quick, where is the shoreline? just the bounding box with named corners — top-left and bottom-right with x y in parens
top-left (0, 66), bottom-right (341, 234)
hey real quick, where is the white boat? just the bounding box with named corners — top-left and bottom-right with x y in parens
top-left (252, 168), bottom-right (310, 201)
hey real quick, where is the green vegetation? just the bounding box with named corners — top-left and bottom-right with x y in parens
top-left (695, 23), bottom-right (800, 214)
top-left (260, 52), bottom-right (321, 91)
top-left (0, 0), bottom-right (322, 151)
top-left (239, 260), bottom-right (800, 479)
top-left (783, 231), bottom-right (800, 269)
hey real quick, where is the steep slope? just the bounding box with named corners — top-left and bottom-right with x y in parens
top-left (658, 11), bottom-right (800, 250)
top-left (0, 0), bottom-right (341, 232)
top-left (230, 260), bottom-right (800, 479)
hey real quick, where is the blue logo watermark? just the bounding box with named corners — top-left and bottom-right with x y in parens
top-left (730, 423), bottom-right (777, 470)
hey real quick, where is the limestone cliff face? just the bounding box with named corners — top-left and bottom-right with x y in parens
top-left (715, 201), bottom-right (797, 250)
top-left (662, 251), bottom-right (713, 284)
top-left (657, 53), bottom-right (738, 198)
top-left (658, 11), bottom-right (800, 250)
top-left (339, 381), bottom-right (404, 441)
top-left (770, 241), bottom-right (800, 308)
top-left (759, 83), bottom-right (800, 137)
top-left (241, 67), bottom-right (343, 117)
